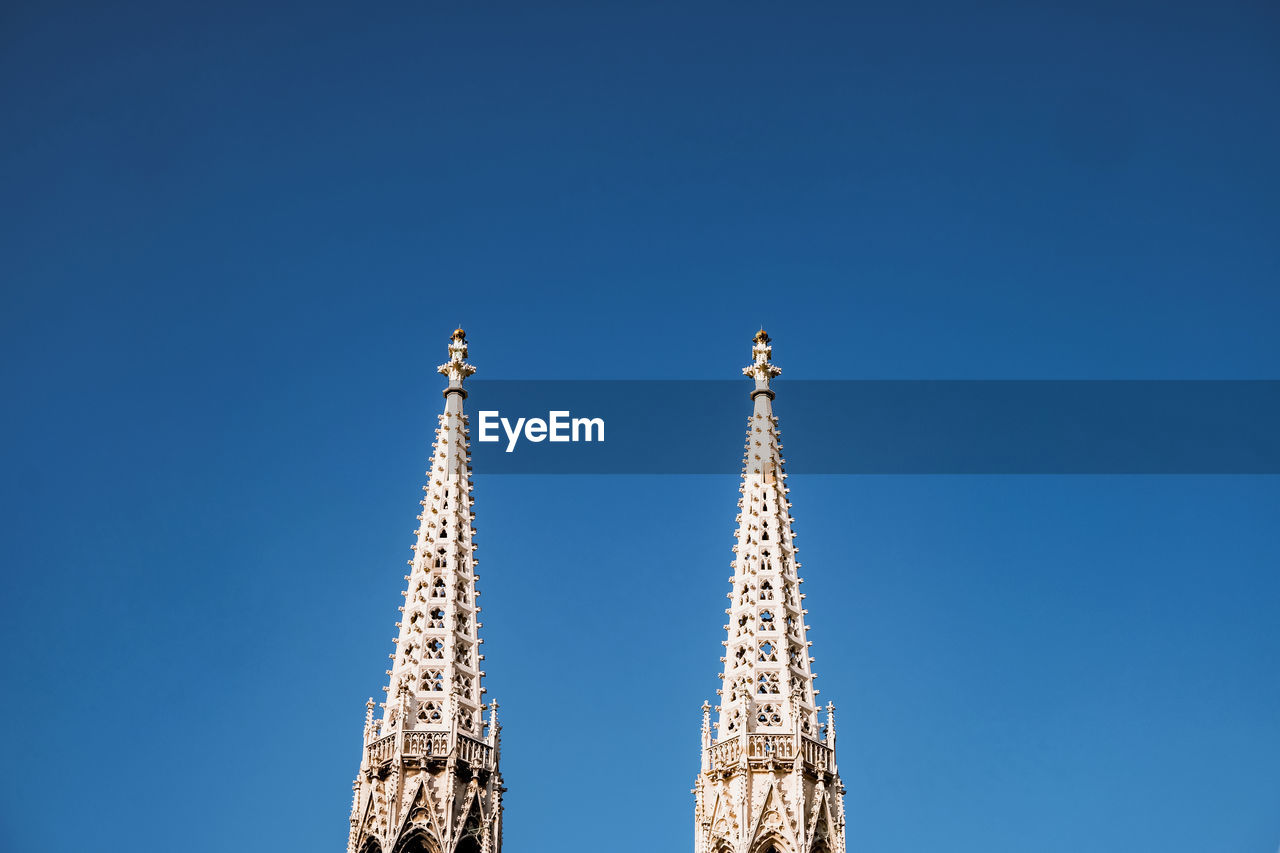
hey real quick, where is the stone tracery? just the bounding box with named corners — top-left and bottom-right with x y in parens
top-left (348, 330), bottom-right (503, 853)
top-left (693, 331), bottom-right (848, 853)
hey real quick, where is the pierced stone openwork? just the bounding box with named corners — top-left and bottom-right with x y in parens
top-left (757, 672), bottom-right (781, 694)
top-left (348, 330), bottom-right (501, 853)
top-left (694, 331), bottom-right (846, 853)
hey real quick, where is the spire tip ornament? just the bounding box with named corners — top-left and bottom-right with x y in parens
top-left (437, 327), bottom-right (476, 398)
top-left (743, 327), bottom-right (782, 400)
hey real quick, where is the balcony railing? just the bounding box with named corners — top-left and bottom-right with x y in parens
top-left (403, 730), bottom-right (449, 758)
top-left (367, 734), bottom-right (396, 764)
top-left (705, 733), bottom-right (832, 772)
top-left (365, 730), bottom-right (494, 770)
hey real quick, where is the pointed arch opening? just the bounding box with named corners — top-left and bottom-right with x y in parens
top-left (454, 812), bottom-right (484, 853)
top-left (751, 835), bottom-right (794, 853)
top-left (392, 828), bottom-right (441, 853)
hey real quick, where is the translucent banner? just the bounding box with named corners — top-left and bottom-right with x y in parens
top-left (462, 380), bottom-right (1280, 474)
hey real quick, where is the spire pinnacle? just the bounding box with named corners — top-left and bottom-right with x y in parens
top-left (437, 328), bottom-right (476, 397)
top-left (744, 327), bottom-right (782, 400)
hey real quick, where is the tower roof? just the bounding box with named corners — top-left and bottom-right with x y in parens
top-left (349, 329), bottom-right (504, 853)
top-left (717, 331), bottom-right (819, 740)
top-left (381, 329), bottom-right (488, 736)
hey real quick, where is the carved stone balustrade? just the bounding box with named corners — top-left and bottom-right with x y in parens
top-left (402, 730), bottom-right (450, 758)
top-left (367, 734), bottom-right (396, 764)
top-left (365, 730), bottom-right (494, 771)
top-left (455, 733), bottom-right (493, 769)
top-left (707, 739), bottom-right (740, 768)
top-left (704, 734), bottom-right (833, 774)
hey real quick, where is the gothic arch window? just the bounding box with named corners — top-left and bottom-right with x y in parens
top-left (759, 610), bottom-right (775, 631)
top-left (757, 672), bottom-right (781, 694)
top-left (425, 639), bottom-right (445, 659)
top-left (758, 640), bottom-right (778, 662)
top-left (756, 703), bottom-right (782, 725)
top-left (416, 700), bottom-right (443, 724)
top-left (725, 707), bottom-right (743, 733)
top-left (427, 608), bottom-right (445, 629)
top-left (431, 578), bottom-right (447, 598)
top-left (760, 580), bottom-right (774, 600)
top-left (422, 669), bottom-right (444, 692)
top-left (393, 831), bottom-right (441, 853)
top-left (751, 839), bottom-right (792, 853)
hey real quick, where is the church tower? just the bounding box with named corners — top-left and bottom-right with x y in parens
top-left (693, 331), bottom-right (848, 853)
top-left (348, 329), bottom-right (504, 853)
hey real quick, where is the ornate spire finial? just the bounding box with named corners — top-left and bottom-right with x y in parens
top-left (743, 328), bottom-right (782, 400)
top-left (438, 327), bottom-right (476, 397)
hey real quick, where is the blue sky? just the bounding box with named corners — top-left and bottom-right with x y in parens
top-left (1, 2), bottom-right (1277, 851)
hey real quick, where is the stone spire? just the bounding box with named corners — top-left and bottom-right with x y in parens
top-left (348, 329), bottom-right (504, 853)
top-left (693, 331), bottom-right (847, 853)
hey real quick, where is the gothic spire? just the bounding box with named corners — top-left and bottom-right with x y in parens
top-left (381, 326), bottom-right (485, 735)
top-left (349, 329), bottom-right (503, 853)
top-left (717, 329), bottom-right (819, 740)
top-left (694, 331), bottom-right (846, 853)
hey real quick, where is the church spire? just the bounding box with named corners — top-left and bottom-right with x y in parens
top-left (349, 329), bottom-right (504, 853)
top-left (693, 331), bottom-right (847, 853)
top-left (718, 328), bottom-right (818, 740)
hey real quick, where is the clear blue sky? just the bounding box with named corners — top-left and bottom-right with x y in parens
top-left (2, 2), bottom-right (1278, 852)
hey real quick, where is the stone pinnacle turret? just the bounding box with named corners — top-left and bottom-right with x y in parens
top-left (348, 329), bottom-right (504, 853)
top-left (692, 331), bottom-right (847, 853)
